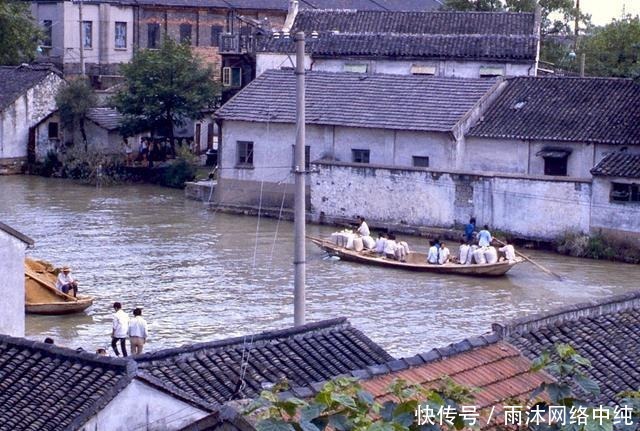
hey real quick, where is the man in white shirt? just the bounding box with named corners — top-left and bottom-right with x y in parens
top-left (438, 242), bottom-right (450, 265)
top-left (383, 234), bottom-right (397, 259)
top-left (477, 225), bottom-right (493, 247)
top-left (55, 267), bottom-right (78, 297)
top-left (374, 232), bottom-right (387, 255)
top-left (458, 240), bottom-right (471, 265)
top-left (129, 307), bottom-right (149, 355)
top-left (356, 216), bottom-right (370, 237)
top-left (427, 240), bottom-right (439, 264)
top-left (111, 302), bottom-right (130, 357)
top-left (499, 242), bottom-right (517, 262)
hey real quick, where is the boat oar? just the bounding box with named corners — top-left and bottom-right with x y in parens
top-left (493, 238), bottom-right (563, 281)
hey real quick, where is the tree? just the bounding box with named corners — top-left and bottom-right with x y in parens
top-left (579, 16), bottom-right (640, 79)
top-left (0, 0), bottom-right (42, 65)
top-left (113, 37), bottom-right (218, 146)
top-left (56, 78), bottom-right (97, 151)
top-left (442, 0), bottom-right (503, 11)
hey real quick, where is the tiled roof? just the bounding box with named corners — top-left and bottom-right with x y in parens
top-left (495, 291), bottom-right (640, 405)
top-left (216, 70), bottom-right (498, 132)
top-left (290, 9), bottom-right (536, 34)
top-left (469, 77), bottom-right (640, 145)
top-left (591, 152), bottom-right (640, 178)
top-left (0, 65), bottom-right (59, 111)
top-left (0, 334), bottom-right (133, 431)
top-left (360, 340), bottom-right (552, 427)
top-left (119, 0), bottom-right (440, 11)
top-left (135, 318), bottom-right (393, 405)
top-left (260, 33), bottom-right (537, 61)
top-left (86, 107), bottom-right (123, 131)
top-left (298, 0), bottom-right (442, 11)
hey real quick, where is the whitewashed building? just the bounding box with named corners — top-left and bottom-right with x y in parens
top-left (0, 223), bottom-right (34, 337)
top-left (0, 65), bottom-right (65, 174)
top-left (255, 9), bottom-right (541, 80)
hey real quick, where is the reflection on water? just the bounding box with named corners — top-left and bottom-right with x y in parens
top-left (1, 176), bottom-right (639, 357)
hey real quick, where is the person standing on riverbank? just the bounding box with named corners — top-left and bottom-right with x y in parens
top-left (111, 302), bottom-right (129, 357)
top-left (129, 307), bottom-right (148, 355)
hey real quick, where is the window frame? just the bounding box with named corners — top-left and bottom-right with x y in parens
top-left (48, 122), bottom-right (59, 139)
top-left (610, 182), bottom-right (640, 203)
top-left (291, 145), bottom-right (311, 170)
top-left (351, 149), bottom-right (370, 164)
top-left (82, 21), bottom-right (93, 48)
top-left (147, 23), bottom-right (160, 49)
top-left (543, 155), bottom-right (568, 176)
top-left (236, 140), bottom-right (254, 167)
top-left (42, 20), bottom-right (53, 48)
top-left (211, 25), bottom-right (223, 47)
top-left (222, 66), bottom-right (242, 88)
top-left (344, 64), bottom-right (368, 73)
top-left (114, 21), bottom-right (127, 49)
top-left (179, 23), bottom-right (192, 45)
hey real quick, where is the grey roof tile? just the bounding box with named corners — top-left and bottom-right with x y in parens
top-left (0, 65), bottom-right (60, 111)
top-left (591, 152), bottom-right (640, 178)
top-left (135, 318), bottom-right (392, 405)
top-left (86, 107), bottom-right (123, 131)
top-left (469, 76), bottom-right (640, 145)
top-left (216, 70), bottom-right (497, 132)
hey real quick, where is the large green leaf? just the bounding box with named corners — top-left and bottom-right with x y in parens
top-left (257, 418), bottom-right (296, 431)
top-left (331, 393), bottom-right (357, 409)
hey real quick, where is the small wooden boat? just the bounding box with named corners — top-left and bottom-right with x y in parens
top-left (24, 258), bottom-right (93, 315)
top-left (308, 236), bottom-right (522, 277)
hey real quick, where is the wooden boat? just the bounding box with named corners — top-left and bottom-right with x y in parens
top-left (308, 236), bottom-right (522, 277)
top-left (24, 258), bottom-right (94, 315)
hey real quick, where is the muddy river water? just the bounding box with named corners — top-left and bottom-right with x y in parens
top-left (2, 176), bottom-right (639, 357)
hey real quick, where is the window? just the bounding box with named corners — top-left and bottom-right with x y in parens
top-left (611, 183), bottom-right (640, 203)
top-left (42, 20), bottom-right (53, 47)
top-left (211, 25), bottom-right (223, 47)
top-left (237, 141), bottom-right (254, 167)
top-left (114, 22), bottom-right (127, 48)
top-left (148, 23), bottom-right (160, 49)
top-left (180, 23), bottom-right (192, 44)
top-left (344, 64), bottom-right (368, 73)
top-left (479, 66), bottom-right (504, 77)
top-left (222, 67), bottom-right (242, 88)
top-left (411, 65), bottom-right (436, 76)
top-left (352, 149), bottom-right (370, 164)
top-left (82, 21), bottom-right (93, 48)
top-left (412, 156), bottom-right (430, 167)
top-left (48, 122), bottom-right (59, 139)
top-left (537, 148), bottom-right (570, 176)
top-left (291, 145), bottom-right (311, 170)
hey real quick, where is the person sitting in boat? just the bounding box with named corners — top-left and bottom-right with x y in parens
top-left (499, 241), bottom-right (517, 262)
top-left (56, 266), bottom-right (78, 297)
top-left (384, 234), bottom-right (398, 260)
top-left (464, 217), bottom-right (476, 243)
top-left (396, 240), bottom-right (410, 262)
top-left (438, 242), bottom-right (450, 265)
top-left (477, 225), bottom-right (493, 247)
top-left (427, 240), bottom-right (439, 264)
top-left (458, 240), bottom-right (471, 265)
top-left (374, 232), bottom-right (387, 255)
top-left (356, 216), bottom-right (370, 237)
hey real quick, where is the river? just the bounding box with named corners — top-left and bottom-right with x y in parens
top-left (1, 175), bottom-right (639, 357)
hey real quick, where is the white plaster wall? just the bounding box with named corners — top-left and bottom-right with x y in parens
top-left (80, 380), bottom-right (208, 431)
top-left (591, 177), bottom-right (640, 239)
top-left (256, 52), bottom-right (311, 76)
top-left (63, 2), bottom-right (101, 66)
top-left (102, 4), bottom-right (135, 64)
top-left (0, 73), bottom-right (64, 160)
top-left (311, 163), bottom-right (592, 240)
top-left (0, 232), bottom-right (26, 337)
top-left (32, 2), bottom-right (66, 60)
top-left (394, 131), bottom-right (453, 169)
top-left (464, 137), bottom-right (529, 173)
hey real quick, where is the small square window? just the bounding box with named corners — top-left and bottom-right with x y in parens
top-left (412, 156), bottom-right (430, 167)
top-left (352, 149), bottom-right (370, 164)
top-left (479, 66), bottom-right (504, 77)
top-left (237, 141), bottom-right (254, 167)
top-left (222, 67), bottom-right (242, 88)
top-left (291, 145), bottom-right (311, 170)
top-left (344, 64), bottom-right (368, 73)
top-left (115, 22), bottom-right (127, 49)
top-left (48, 122), bottom-right (59, 139)
top-left (411, 65), bottom-right (436, 75)
top-left (543, 156), bottom-right (568, 176)
top-left (180, 23), bottom-right (192, 44)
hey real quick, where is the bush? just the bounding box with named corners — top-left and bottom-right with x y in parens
top-left (556, 230), bottom-right (640, 263)
top-left (160, 144), bottom-right (196, 188)
top-left (38, 150), bottom-right (62, 177)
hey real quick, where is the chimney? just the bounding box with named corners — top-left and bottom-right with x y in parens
top-left (282, 0), bottom-right (298, 33)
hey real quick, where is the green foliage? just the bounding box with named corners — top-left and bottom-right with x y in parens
top-left (113, 37), bottom-right (219, 140)
top-left (0, 0), bottom-right (42, 64)
top-left (579, 16), bottom-right (640, 79)
top-left (441, 0), bottom-right (503, 11)
top-left (35, 150), bottom-right (62, 177)
top-left (55, 78), bottom-right (97, 150)
top-left (249, 376), bottom-right (477, 431)
top-left (556, 231), bottom-right (638, 263)
top-left (160, 144), bottom-right (197, 188)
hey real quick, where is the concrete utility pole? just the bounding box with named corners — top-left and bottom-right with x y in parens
top-left (573, 0), bottom-right (580, 51)
top-left (79, 0), bottom-right (85, 76)
top-left (293, 31), bottom-right (306, 327)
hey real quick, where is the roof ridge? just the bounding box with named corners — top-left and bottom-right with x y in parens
top-left (0, 222), bottom-right (34, 245)
top-left (493, 290), bottom-right (640, 339)
top-left (0, 333), bottom-right (131, 370)
top-left (135, 317), bottom-right (349, 361)
top-left (135, 369), bottom-right (218, 411)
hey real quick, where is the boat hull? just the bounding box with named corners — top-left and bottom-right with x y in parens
top-left (26, 296), bottom-right (94, 315)
top-left (309, 237), bottom-right (521, 277)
